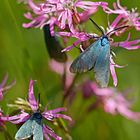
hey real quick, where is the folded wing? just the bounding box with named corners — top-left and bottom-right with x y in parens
top-left (70, 39), bottom-right (102, 73)
top-left (94, 43), bottom-right (110, 87)
top-left (15, 119), bottom-right (34, 140)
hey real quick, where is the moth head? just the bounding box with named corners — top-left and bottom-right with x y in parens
top-left (33, 112), bottom-right (43, 119)
top-left (101, 36), bottom-right (109, 46)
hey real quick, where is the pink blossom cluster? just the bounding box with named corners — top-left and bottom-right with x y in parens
top-left (0, 78), bottom-right (72, 140)
top-left (21, 0), bottom-right (140, 87)
top-left (22, 0), bottom-right (108, 35)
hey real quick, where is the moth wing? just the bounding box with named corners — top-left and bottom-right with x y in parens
top-left (43, 25), bottom-right (67, 62)
top-left (15, 119), bottom-right (34, 140)
top-left (33, 119), bottom-right (43, 140)
top-left (94, 43), bottom-right (110, 88)
top-left (70, 39), bottom-right (101, 73)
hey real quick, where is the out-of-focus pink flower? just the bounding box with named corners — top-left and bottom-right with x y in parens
top-left (49, 59), bottom-right (74, 90)
top-left (8, 80), bottom-right (72, 140)
top-left (81, 81), bottom-right (115, 99)
top-left (22, 0), bottom-right (108, 34)
top-left (86, 82), bottom-right (140, 121)
top-left (0, 74), bottom-right (16, 101)
top-left (111, 33), bottom-right (140, 50)
top-left (81, 80), bottom-right (96, 98)
top-left (104, 0), bottom-right (140, 32)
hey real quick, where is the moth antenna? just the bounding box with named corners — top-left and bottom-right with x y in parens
top-left (89, 18), bottom-right (105, 35)
top-left (106, 25), bottom-right (129, 36)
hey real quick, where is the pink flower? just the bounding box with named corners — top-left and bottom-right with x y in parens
top-left (22, 0), bottom-right (108, 34)
top-left (8, 80), bottom-right (72, 140)
top-left (84, 81), bottom-right (140, 121)
top-left (81, 80), bottom-right (95, 98)
top-left (104, 0), bottom-right (140, 32)
top-left (103, 93), bottom-right (140, 121)
top-left (0, 74), bottom-right (16, 101)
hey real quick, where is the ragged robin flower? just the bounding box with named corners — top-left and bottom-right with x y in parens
top-left (104, 0), bottom-right (140, 34)
top-left (8, 80), bottom-right (72, 140)
top-left (22, 0), bottom-right (108, 35)
top-left (82, 81), bottom-right (140, 121)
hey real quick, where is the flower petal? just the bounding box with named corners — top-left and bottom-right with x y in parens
top-left (112, 33), bottom-right (140, 50)
top-left (8, 111), bottom-right (29, 124)
top-left (43, 125), bottom-right (62, 140)
top-left (28, 79), bottom-right (38, 111)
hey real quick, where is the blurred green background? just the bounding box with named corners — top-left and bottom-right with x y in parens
top-left (0, 0), bottom-right (140, 139)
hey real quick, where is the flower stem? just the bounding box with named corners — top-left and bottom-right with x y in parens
top-left (62, 74), bottom-right (79, 104)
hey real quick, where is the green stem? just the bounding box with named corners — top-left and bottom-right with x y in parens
top-left (62, 74), bottom-right (79, 104)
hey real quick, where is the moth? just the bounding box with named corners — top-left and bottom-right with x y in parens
top-left (70, 19), bottom-right (128, 87)
top-left (15, 111), bottom-right (43, 140)
top-left (43, 24), bottom-right (67, 63)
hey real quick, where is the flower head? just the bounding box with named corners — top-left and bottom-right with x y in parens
top-left (8, 80), bottom-right (72, 140)
top-left (105, 0), bottom-right (140, 33)
top-left (82, 81), bottom-right (140, 121)
top-left (22, 0), bottom-right (108, 35)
